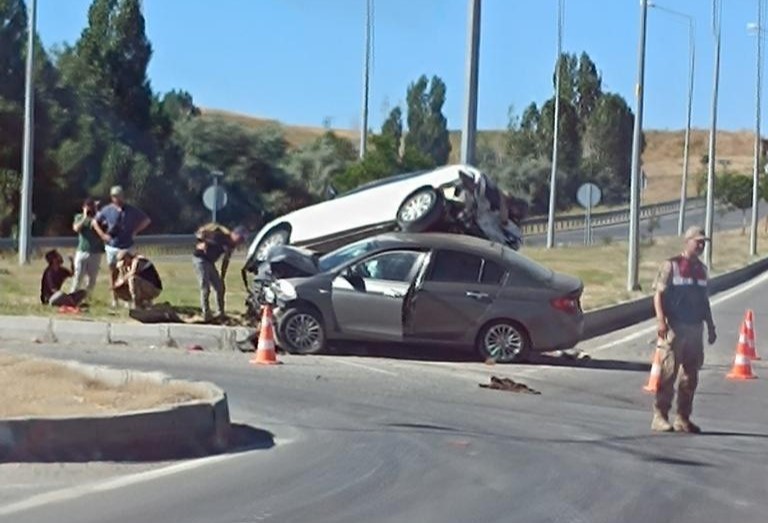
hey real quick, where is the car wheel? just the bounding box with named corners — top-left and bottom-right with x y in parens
top-left (255, 226), bottom-right (290, 260)
top-left (397, 188), bottom-right (444, 233)
top-left (277, 307), bottom-right (326, 355)
top-left (476, 320), bottom-right (531, 363)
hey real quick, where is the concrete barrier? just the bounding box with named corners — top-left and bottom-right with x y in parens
top-left (51, 319), bottom-right (110, 345)
top-left (0, 316), bottom-right (54, 343)
top-left (582, 256), bottom-right (768, 341)
top-left (0, 358), bottom-right (231, 462)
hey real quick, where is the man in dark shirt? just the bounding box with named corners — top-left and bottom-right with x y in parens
top-left (93, 185), bottom-right (151, 307)
top-left (193, 223), bottom-right (248, 321)
top-left (71, 198), bottom-right (105, 296)
top-left (113, 251), bottom-right (162, 310)
top-left (40, 250), bottom-right (87, 307)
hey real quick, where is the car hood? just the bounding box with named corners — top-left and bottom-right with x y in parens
top-left (251, 244), bottom-right (320, 279)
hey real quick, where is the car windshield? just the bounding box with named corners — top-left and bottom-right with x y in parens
top-left (317, 239), bottom-right (381, 272)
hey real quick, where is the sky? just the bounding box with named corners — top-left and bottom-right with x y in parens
top-left (34, 0), bottom-right (768, 133)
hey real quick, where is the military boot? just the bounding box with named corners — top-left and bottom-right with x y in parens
top-left (651, 412), bottom-right (674, 432)
top-left (673, 418), bottom-right (701, 434)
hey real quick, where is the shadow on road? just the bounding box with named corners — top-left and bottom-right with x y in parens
top-left (324, 342), bottom-right (650, 372)
top-left (0, 423), bottom-right (274, 465)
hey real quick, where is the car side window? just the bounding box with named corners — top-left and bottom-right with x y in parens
top-left (427, 250), bottom-right (483, 283)
top-left (481, 259), bottom-right (506, 285)
top-left (351, 251), bottom-right (421, 282)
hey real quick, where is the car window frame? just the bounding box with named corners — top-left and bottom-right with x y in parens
top-left (338, 248), bottom-right (428, 283)
top-left (424, 249), bottom-right (489, 285)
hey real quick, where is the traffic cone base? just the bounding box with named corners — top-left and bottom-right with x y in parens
top-left (250, 305), bottom-right (282, 366)
top-left (727, 354), bottom-right (757, 380)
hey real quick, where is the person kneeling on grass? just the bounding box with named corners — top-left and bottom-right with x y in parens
top-left (40, 249), bottom-right (87, 307)
top-left (113, 251), bottom-right (163, 310)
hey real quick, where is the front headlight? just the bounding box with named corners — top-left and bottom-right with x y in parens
top-left (274, 280), bottom-right (297, 300)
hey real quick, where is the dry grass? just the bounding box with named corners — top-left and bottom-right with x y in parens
top-left (525, 228), bottom-right (766, 310)
top-left (202, 108), bottom-right (760, 206)
top-left (0, 352), bottom-right (207, 418)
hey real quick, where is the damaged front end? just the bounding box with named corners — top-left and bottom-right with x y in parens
top-left (242, 244), bottom-right (320, 321)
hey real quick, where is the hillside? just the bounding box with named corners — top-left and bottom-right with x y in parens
top-left (201, 109), bottom-right (760, 205)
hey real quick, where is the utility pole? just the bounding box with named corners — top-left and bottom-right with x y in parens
top-left (704, 0), bottom-right (722, 269)
top-left (679, 16), bottom-right (695, 236)
top-left (18, 0), bottom-right (37, 265)
top-left (460, 0), bottom-right (481, 166)
top-left (359, 0), bottom-right (372, 159)
top-left (627, 0), bottom-right (648, 292)
top-left (546, 0), bottom-right (564, 249)
top-left (750, 2), bottom-right (763, 257)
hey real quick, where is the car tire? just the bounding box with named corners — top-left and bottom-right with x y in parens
top-left (254, 226), bottom-right (290, 261)
top-left (277, 306), bottom-right (326, 355)
top-left (396, 188), bottom-right (445, 233)
top-left (476, 320), bottom-right (531, 363)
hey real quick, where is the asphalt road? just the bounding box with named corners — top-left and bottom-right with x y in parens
top-left (2, 271), bottom-right (768, 522)
top-left (524, 204), bottom-right (764, 247)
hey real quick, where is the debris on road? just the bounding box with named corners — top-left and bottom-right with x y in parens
top-left (479, 376), bottom-right (541, 395)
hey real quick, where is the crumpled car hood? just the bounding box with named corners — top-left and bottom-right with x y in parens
top-left (252, 244), bottom-right (320, 280)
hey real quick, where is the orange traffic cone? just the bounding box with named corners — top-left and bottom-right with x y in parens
top-left (643, 347), bottom-right (663, 393)
top-left (727, 330), bottom-right (757, 380)
top-left (744, 310), bottom-right (761, 360)
top-left (250, 305), bottom-right (281, 366)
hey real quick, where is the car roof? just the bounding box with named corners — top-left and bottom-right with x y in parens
top-left (367, 232), bottom-right (509, 261)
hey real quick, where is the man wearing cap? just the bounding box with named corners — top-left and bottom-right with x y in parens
top-left (192, 223), bottom-right (248, 321)
top-left (93, 186), bottom-right (151, 307)
top-left (651, 226), bottom-right (717, 434)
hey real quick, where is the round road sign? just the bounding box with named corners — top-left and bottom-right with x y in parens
top-left (576, 182), bottom-right (602, 209)
top-left (203, 185), bottom-right (228, 212)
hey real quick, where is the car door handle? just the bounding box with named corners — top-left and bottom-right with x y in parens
top-left (466, 291), bottom-right (490, 300)
top-left (383, 289), bottom-right (404, 298)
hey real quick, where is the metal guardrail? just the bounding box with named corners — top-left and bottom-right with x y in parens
top-left (0, 197), bottom-right (704, 253)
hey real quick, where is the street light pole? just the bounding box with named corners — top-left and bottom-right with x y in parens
top-left (359, 0), bottom-right (373, 159)
top-left (627, 0), bottom-right (649, 292)
top-left (648, 3), bottom-right (695, 237)
top-left (749, 4), bottom-right (763, 257)
top-left (704, 0), bottom-right (722, 270)
top-left (460, 0), bottom-right (481, 166)
top-left (18, 0), bottom-right (37, 265)
top-left (546, 0), bottom-right (564, 249)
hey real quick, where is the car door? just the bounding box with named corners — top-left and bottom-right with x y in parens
top-left (405, 249), bottom-right (507, 342)
top-left (331, 250), bottom-right (427, 340)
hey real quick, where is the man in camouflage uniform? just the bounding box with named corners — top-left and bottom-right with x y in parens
top-left (651, 226), bottom-right (717, 433)
top-left (193, 223), bottom-right (248, 321)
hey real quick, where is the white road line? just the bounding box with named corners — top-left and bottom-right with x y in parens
top-left (0, 452), bottom-right (241, 517)
top-left (589, 268), bottom-right (768, 354)
top-left (335, 358), bottom-right (398, 376)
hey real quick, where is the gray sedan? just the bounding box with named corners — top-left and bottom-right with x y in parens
top-left (265, 233), bottom-right (584, 362)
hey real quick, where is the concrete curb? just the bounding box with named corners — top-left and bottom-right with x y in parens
top-left (0, 357), bottom-right (231, 462)
top-left (582, 256), bottom-right (768, 341)
top-left (0, 315), bottom-right (256, 352)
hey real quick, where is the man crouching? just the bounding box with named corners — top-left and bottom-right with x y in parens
top-left (113, 251), bottom-right (163, 310)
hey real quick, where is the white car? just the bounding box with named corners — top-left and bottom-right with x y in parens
top-left (244, 164), bottom-right (522, 269)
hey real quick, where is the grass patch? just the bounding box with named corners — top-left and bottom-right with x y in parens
top-left (0, 352), bottom-right (207, 418)
top-left (525, 228), bottom-right (766, 310)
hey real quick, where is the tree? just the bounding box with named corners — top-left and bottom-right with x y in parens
top-left (575, 52), bottom-right (602, 124)
top-left (282, 131), bottom-right (357, 198)
top-left (381, 106), bottom-right (403, 153)
top-left (506, 103), bottom-right (541, 160)
top-left (719, 174), bottom-right (753, 235)
top-left (403, 75), bottom-right (451, 166)
top-left (582, 93), bottom-right (635, 204)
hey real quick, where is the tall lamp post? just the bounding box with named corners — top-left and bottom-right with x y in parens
top-left (359, 0), bottom-right (373, 159)
top-left (546, 0), bottom-right (564, 249)
top-left (649, 3), bottom-right (695, 237)
top-left (748, 10), bottom-right (764, 257)
top-left (627, 0), bottom-right (649, 292)
top-left (703, 0), bottom-right (723, 270)
top-left (460, 0), bottom-right (481, 166)
top-left (18, 0), bottom-right (37, 265)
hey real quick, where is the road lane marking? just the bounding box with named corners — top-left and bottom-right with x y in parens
top-left (589, 268), bottom-right (768, 354)
top-left (335, 358), bottom-right (398, 376)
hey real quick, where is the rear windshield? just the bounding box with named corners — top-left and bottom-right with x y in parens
top-left (502, 246), bottom-right (554, 283)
